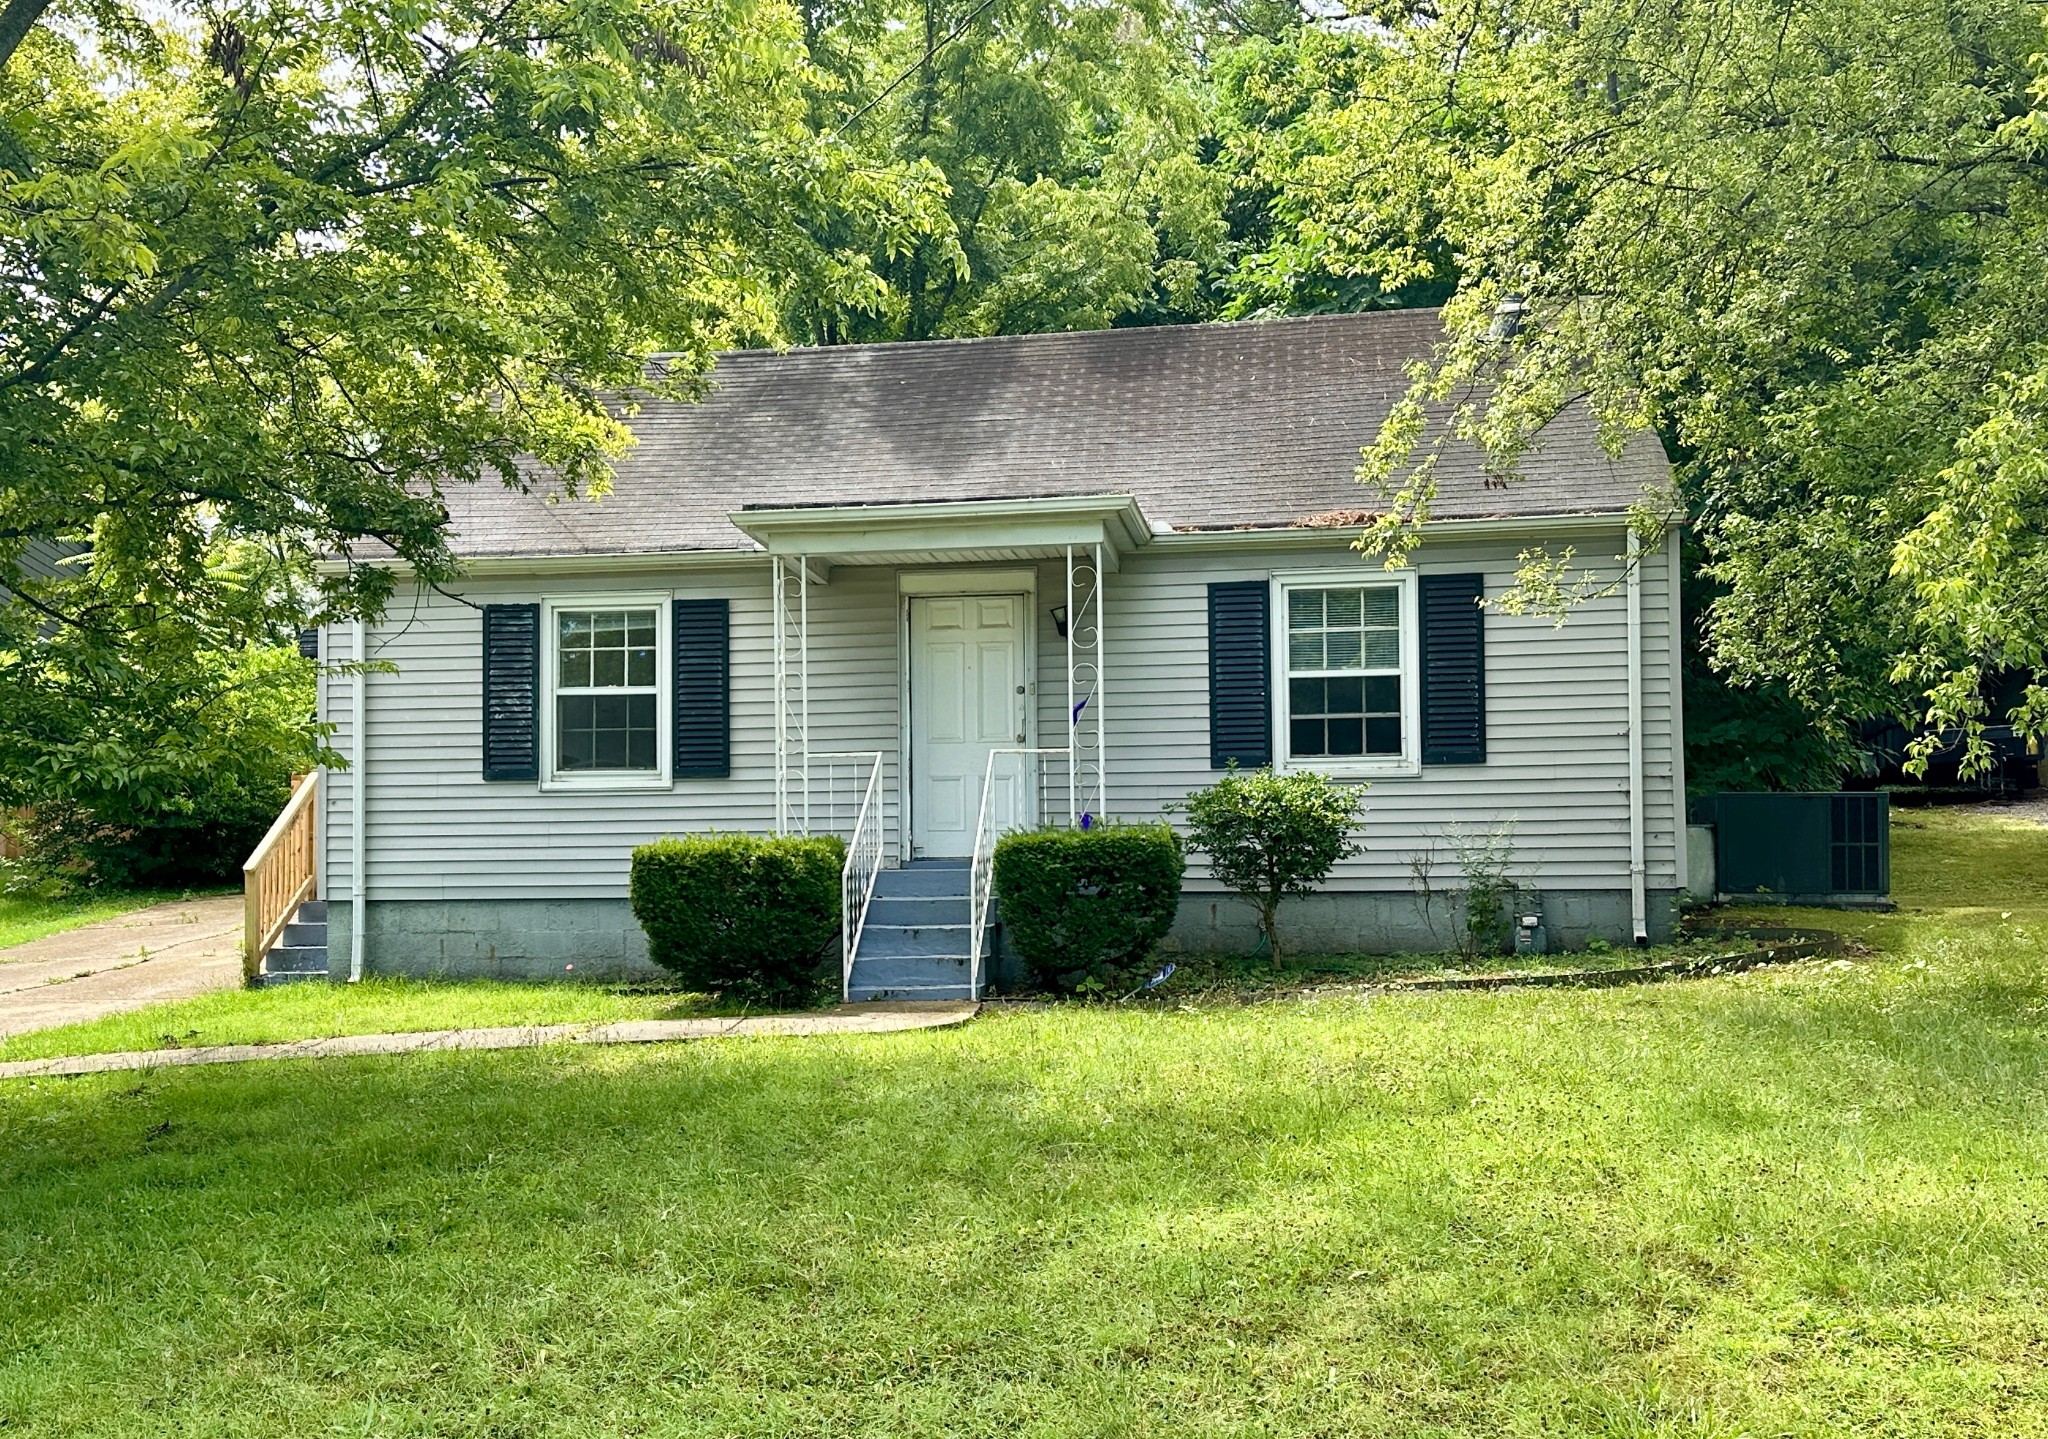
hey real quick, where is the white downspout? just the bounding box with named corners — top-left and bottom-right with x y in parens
top-left (1095, 541), bottom-right (1107, 822)
top-left (1625, 529), bottom-right (1648, 944)
top-left (350, 617), bottom-right (368, 983)
top-left (1667, 529), bottom-right (1689, 898)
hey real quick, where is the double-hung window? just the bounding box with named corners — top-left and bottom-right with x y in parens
top-left (543, 598), bottom-right (668, 787)
top-left (1277, 573), bottom-right (1418, 773)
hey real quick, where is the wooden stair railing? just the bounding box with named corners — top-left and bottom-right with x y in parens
top-left (242, 773), bottom-right (319, 981)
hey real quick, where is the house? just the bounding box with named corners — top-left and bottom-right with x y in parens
top-left (297, 309), bottom-right (1684, 998)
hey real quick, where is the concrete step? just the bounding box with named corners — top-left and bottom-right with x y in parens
top-left (849, 953), bottom-right (971, 989)
top-left (866, 894), bottom-right (970, 927)
top-left (282, 920), bottom-right (327, 948)
top-left (857, 924), bottom-right (973, 960)
top-left (298, 900), bottom-right (328, 923)
top-left (254, 969), bottom-right (329, 987)
top-left (846, 981), bottom-right (976, 1002)
top-left (264, 945), bottom-right (328, 975)
top-left (871, 865), bottom-right (973, 899)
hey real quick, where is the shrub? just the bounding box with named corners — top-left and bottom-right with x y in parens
top-left (992, 823), bottom-right (1185, 993)
top-left (1178, 767), bottom-right (1369, 960)
top-left (629, 833), bottom-right (846, 1006)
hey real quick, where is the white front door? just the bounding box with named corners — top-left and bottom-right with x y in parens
top-left (908, 594), bottom-right (1030, 857)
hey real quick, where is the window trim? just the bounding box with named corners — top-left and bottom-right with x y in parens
top-left (1271, 569), bottom-right (1421, 778)
top-left (539, 593), bottom-right (671, 791)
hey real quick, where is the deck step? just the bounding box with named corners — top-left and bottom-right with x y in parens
top-left (849, 863), bottom-right (983, 1001)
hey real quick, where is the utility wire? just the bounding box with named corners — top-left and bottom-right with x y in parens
top-left (832, 0), bottom-right (1007, 137)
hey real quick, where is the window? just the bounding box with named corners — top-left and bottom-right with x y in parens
top-left (543, 599), bottom-right (667, 786)
top-left (1279, 576), bottom-right (1415, 771)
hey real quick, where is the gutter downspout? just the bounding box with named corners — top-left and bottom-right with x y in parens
top-left (1625, 529), bottom-right (1648, 944)
top-left (350, 617), bottom-right (367, 983)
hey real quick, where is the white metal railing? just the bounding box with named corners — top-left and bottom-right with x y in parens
top-left (968, 747), bottom-right (1074, 999)
top-left (823, 752), bottom-right (885, 1000)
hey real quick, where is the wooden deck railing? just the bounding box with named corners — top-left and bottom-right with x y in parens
top-left (243, 773), bottom-right (318, 981)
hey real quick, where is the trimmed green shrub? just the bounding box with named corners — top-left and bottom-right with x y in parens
top-left (1178, 767), bottom-right (1368, 960)
top-left (629, 833), bottom-right (846, 1006)
top-left (992, 823), bottom-right (1185, 993)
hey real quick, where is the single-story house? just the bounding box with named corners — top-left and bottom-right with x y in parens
top-left (300, 308), bottom-right (1684, 998)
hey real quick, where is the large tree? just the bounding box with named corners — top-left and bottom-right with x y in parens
top-left (0, 0), bottom-right (946, 861)
top-left (785, 0), bottom-right (1226, 341)
top-left (1228, 0), bottom-right (2048, 770)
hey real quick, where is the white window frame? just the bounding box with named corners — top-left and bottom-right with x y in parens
top-left (540, 593), bottom-right (671, 791)
top-left (1272, 568), bottom-right (1421, 778)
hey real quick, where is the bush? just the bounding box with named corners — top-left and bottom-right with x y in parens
top-left (992, 823), bottom-right (1184, 993)
top-left (629, 833), bottom-right (846, 1006)
top-left (1178, 767), bottom-right (1368, 960)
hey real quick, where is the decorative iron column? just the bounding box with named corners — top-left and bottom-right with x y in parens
top-left (1063, 543), bottom-right (1106, 826)
top-left (772, 554), bottom-right (811, 835)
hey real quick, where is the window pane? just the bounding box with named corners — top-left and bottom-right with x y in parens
top-left (628, 613), bottom-right (655, 647)
top-left (1361, 588), bottom-right (1398, 627)
top-left (1365, 675), bottom-right (1400, 713)
top-left (1363, 629), bottom-right (1400, 669)
top-left (1290, 717), bottom-right (1324, 756)
top-left (1288, 633), bottom-right (1325, 669)
top-left (1323, 675), bottom-right (1363, 713)
top-left (593, 612), bottom-right (626, 649)
top-left (560, 612), bottom-right (593, 645)
top-left (1326, 717), bottom-right (1364, 755)
top-left (1288, 590), bottom-right (1322, 628)
top-left (559, 649), bottom-right (591, 688)
top-left (1324, 630), bottom-right (1362, 669)
top-left (592, 647), bottom-right (626, 688)
top-left (595, 724), bottom-right (627, 769)
top-left (1366, 717), bottom-right (1402, 755)
top-left (1324, 588), bottom-right (1362, 627)
top-left (627, 646), bottom-right (656, 687)
top-left (628, 695), bottom-right (657, 769)
top-left (558, 696), bottom-right (594, 771)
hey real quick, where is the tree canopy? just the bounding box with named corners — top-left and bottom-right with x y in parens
top-left (1231, 0), bottom-right (2048, 767)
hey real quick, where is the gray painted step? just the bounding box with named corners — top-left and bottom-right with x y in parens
top-left (857, 924), bottom-right (973, 959)
top-left (847, 982), bottom-right (975, 1002)
top-left (866, 895), bottom-right (970, 927)
top-left (260, 899), bottom-right (329, 985)
top-left (872, 865), bottom-right (973, 899)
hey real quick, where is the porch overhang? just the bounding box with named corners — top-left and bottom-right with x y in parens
top-left (729, 493), bottom-right (1157, 573)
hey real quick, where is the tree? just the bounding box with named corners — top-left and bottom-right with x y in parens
top-left (0, 0), bottom-right (946, 860)
top-left (1179, 767), bottom-right (1367, 960)
top-left (785, 0), bottom-right (1226, 341)
top-left (1224, 0), bottom-right (2048, 769)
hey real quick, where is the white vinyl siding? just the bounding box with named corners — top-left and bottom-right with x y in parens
top-left (322, 527), bottom-right (1683, 903)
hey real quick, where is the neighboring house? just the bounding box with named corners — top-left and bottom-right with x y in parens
top-left (307, 309), bottom-right (1684, 997)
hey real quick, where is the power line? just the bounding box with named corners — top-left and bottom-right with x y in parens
top-left (831, 0), bottom-right (1007, 137)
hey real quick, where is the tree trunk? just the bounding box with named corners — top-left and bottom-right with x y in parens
top-left (0, 0), bottom-right (52, 72)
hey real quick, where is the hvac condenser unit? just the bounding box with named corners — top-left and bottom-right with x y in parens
top-left (1688, 792), bottom-right (1891, 907)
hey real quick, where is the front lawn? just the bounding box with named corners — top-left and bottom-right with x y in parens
top-left (1, 807), bottom-right (2045, 1436)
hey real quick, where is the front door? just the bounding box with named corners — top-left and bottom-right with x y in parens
top-left (908, 594), bottom-right (1030, 857)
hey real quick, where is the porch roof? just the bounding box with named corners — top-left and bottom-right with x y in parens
top-left (730, 493), bottom-right (1155, 570)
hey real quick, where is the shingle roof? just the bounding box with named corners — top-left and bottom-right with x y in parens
top-left (442, 309), bottom-right (1669, 559)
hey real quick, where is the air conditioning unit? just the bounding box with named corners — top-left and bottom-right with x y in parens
top-left (1688, 792), bottom-right (1891, 908)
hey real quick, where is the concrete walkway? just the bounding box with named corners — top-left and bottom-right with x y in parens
top-left (0, 895), bottom-right (244, 1039)
top-left (0, 1002), bottom-right (980, 1080)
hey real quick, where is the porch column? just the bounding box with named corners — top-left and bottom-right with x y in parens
top-left (772, 554), bottom-right (811, 835)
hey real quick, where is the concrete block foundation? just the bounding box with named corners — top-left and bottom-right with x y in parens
top-left (334, 887), bottom-right (1682, 982)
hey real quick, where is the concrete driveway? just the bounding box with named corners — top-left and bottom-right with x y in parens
top-left (0, 895), bottom-right (244, 1038)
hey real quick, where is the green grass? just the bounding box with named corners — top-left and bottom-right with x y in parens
top-left (2, 808), bottom-right (2046, 1435)
top-left (0, 977), bottom-right (734, 1063)
top-left (0, 866), bottom-right (227, 952)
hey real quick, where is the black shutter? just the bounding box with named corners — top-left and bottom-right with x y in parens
top-left (1208, 581), bottom-right (1271, 768)
top-left (481, 603), bottom-right (540, 781)
top-left (673, 598), bottom-right (730, 778)
top-left (1420, 573), bottom-right (1486, 765)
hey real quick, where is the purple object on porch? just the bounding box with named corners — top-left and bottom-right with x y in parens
top-left (1079, 812), bottom-right (1094, 830)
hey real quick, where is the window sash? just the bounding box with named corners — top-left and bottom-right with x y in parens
top-left (542, 599), bottom-right (668, 787)
top-left (1278, 579), bottom-right (1414, 769)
